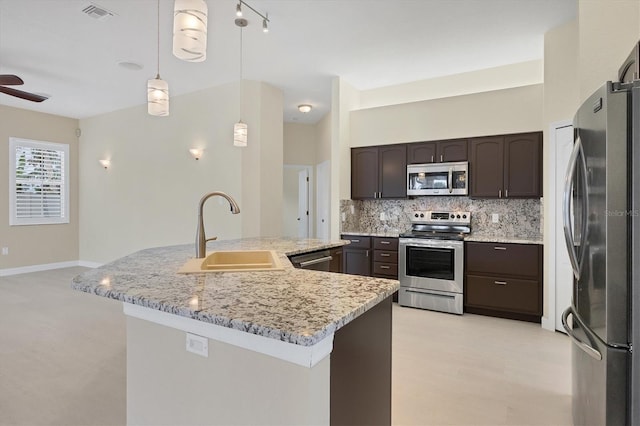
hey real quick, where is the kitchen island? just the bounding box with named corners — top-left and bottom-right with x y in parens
top-left (72, 237), bottom-right (398, 426)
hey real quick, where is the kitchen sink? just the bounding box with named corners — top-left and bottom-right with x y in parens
top-left (178, 250), bottom-right (284, 273)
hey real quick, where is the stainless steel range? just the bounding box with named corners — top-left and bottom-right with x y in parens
top-left (398, 211), bottom-right (470, 315)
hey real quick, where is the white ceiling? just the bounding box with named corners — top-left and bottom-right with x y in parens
top-left (0, 0), bottom-right (576, 124)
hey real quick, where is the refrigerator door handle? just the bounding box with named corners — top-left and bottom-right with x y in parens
top-left (561, 306), bottom-right (603, 361)
top-left (562, 135), bottom-right (585, 279)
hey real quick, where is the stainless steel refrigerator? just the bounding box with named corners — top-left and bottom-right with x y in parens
top-left (562, 49), bottom-right (640, 425)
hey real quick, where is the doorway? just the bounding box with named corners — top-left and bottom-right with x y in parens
top-left (282, 165), bottom-right (313, 238)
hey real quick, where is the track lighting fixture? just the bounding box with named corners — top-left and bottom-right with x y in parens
top-left (235, 1), bottom-right (270, 34)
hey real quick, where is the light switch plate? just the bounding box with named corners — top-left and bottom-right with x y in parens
top-left (341, 212), bottom-right (346, 222)
top-left (186, 333), bottom-right (208, 357)
top-left (1, 247), bottom-right (7, 255)
top-left (380, 212), bottom-right (386, 221)
top-left (492, 214), bottom-right (499, 223)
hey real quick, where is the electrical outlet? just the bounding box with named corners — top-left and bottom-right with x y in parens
top-left (341, 212), bottom-right (346, 222)
top-left (1, 247), bottom-right (8, 255)
top-left (380, 212), bottom-right (386, 221)
top-left (492, 214), bottom-right (499, 223)
top-left (186, 333), bottom-right (208, 357)
top-left (350, 205), bottom-right (355, 214)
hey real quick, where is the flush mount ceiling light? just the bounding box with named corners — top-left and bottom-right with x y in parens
top-left (298, 104), bottom-right (312, 113)
top-left (173, 0), bottom-right (208, 62)
top-left (148, 0), bottom-right (169, 116)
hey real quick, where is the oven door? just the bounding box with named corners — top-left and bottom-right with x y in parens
top-left (399, 238), bottom-right (463, 293)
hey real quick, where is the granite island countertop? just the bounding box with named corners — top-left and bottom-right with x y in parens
top-left (72, 237), bottom-right (399, 347)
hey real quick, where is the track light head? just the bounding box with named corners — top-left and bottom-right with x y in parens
top-left (262, 18), bottom-right (269, 33)
top-left (236, 2), bottom-right (242, 17)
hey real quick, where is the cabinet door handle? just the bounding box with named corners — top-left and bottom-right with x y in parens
top-left (499, 189), bottom-right (502, 198)
top-left (366, 250), bottom-right (369, 257)
top-left (431, 155), bottom-right (434, 162)
top-left (494, 246), bottom-right (507, 251)
top-left (505, 189), bottom-right (509, 198)
top-left (440, 154), bottom-right (443, 162)
top-left (494, 281), bottom-right (507, 285)
top-left (380, 241), bottom-right (391, 245)
top-left (380, 265), bottom-right (391, 270)
top-left (373, 192), bottom-right (377, 198)
top-left (351, 239), bottom-right (360, 243)
top-left (380, 253), bottom-right (391, 257)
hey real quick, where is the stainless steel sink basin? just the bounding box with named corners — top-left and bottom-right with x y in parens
top-left (178, 250), bottom-right (284, 273)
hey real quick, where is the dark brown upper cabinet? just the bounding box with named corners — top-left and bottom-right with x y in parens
top-left (469, 132), bottom-right (542, 198)
top-left (407, 139), bottom-right (468, 164)
top-left (351, 145), bottom-right (407, 199)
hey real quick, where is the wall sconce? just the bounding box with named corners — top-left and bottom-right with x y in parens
top-left (189, 148), bottom-right (203, 160)
top-left (99, 159), bottom-right (111, 169)
top-left (298, 104), bottom-right (312, 113)
top-left (173, 0), bottom-right (208, 62)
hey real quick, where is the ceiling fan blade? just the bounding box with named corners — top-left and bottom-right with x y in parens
top-left (0, 85), bottom-right (48, 102)
top-left (0, 74), bottom-right (24, 85)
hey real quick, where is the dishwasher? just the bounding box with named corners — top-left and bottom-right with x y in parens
top-left (289, 248), bottom-right (342, 272)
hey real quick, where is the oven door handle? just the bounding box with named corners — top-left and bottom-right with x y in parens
top-left (404, 288), bottom-right (457, 300)
top-left (400, 240), bottom-right (461, 250)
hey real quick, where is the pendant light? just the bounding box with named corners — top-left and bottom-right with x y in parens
top-left (173, 0), bottom-right (208, 62)
top-left (148, 0), bottom-right (169, 116)
top-left (234, 18), bottom-right (248, 147)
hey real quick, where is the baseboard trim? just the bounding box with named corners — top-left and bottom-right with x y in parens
top-left (0, 260), bottom-right (103, 277)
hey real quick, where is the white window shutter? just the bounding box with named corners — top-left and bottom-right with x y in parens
top-left (9, 138), bottom-right (70, 226)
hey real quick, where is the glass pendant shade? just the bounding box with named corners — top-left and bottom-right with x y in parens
top-left (147, 77), bottom-right (169, 116)
top-left (234, 121), bottom-right (248, 147)
top-left (173, 0), bottom-right (208, 62)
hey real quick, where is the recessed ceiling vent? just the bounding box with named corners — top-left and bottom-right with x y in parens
top-left (81, 3), bottom-right (116, 21)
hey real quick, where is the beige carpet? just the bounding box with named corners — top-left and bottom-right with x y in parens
top-left (0, 267), bottom-right (571, 425)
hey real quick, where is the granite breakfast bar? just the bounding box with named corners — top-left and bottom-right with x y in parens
top-left (72, 237), bottom-right (398, 426)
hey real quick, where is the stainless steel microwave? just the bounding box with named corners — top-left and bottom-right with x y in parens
top-left (407, 161), bottom-right (468, 196)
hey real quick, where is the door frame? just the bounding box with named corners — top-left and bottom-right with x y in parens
top-left (542, 119), bottom-right (573, 332)
top-left (283, 164), bottom-right (314, 238)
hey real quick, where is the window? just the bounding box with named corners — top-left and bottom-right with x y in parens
top-left (9, 137), bottom-right (70, 226)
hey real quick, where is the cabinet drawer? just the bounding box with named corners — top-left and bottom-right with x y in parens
top-left (466, 242), bottom-right (540, 278)
top-left (466, 275), bottom-right (541, 315)
top-left (341, 235), bottom-right (371, 249)
top-left (373, 262), bottom-right (398, 277)
top-left (373, 237), bottom-right (398, 250)
top-left (374, 250), bottom-right (398, 263)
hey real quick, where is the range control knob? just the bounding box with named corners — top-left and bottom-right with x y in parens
top-left (456, 214), bottom-right (461, 219)
top-left (414, 213), bottom-right (419, 218)
top-left (420, 213), bottom-right (425, 218)
top-left (462, 214), bottom-right (467, 219)
top-left (450, 214), bottom-right (455, 219)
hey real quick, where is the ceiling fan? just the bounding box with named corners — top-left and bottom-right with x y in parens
top-left (0, 74), bottom-right (48, 102)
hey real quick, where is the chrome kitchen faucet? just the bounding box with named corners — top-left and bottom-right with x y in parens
top-left (195, 192), bottom-right (240, 258)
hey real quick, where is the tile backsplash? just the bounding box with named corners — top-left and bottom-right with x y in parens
top-left (340, 197), bottom-right (543, 240)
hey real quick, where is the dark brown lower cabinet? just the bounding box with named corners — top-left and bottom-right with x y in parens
top-left (464, 241), bottom-right (543, 323)
top-left (342, 235), bottom-right (399, 301)
top-left (331, 296), bottom-right (392, 425)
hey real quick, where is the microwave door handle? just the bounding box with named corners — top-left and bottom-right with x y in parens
top-left (448, 167), bottom-right (453, 193)
top-left (562, 135), bottom-right (583, 280)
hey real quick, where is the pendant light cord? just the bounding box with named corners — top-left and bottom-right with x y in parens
top-left (239, 25), bottom-right (243, 119)
top-left (156, 0), bottom-right (160, 78)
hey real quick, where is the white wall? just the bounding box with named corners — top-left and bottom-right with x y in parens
top-left (350, 84), bottom-right (543, 147)
top-left (79, 81), bottom-right (283, 264)
top-left (578, 0), bottom-right (640, 101)
top-left (284, 123), bottom-right (317, 165)
top-left (0, 106), bottom-right (79, 270)
top-left (359, 60), bottom-right (543, 110)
